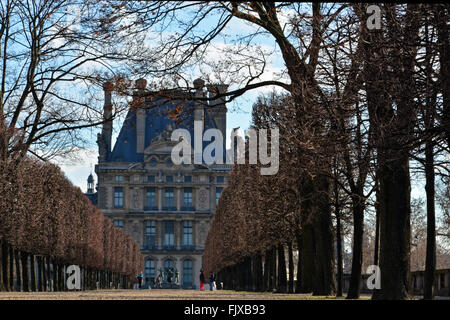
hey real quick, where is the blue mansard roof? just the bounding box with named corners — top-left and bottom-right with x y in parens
top-left (107, 98), bottom-right (220, 163)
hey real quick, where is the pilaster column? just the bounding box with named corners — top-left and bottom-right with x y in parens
top-left (180, 220), bottom-right (184, 247)
top-left (158, 187), bottom-right (163, 210)
top-left (177, 187), bottom-right (181, 211)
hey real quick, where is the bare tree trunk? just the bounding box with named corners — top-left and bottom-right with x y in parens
top-left (14, 248), bottom-right (21, 291)
top-left (299, 222), bottom-right (314, 292)
top-left (30, 255), bottom-right (36, 292)
top-left (0, 239), bottom-right (2, 291)
top-left (53, 263), bottom-right (58, 291)
top-left (347, 200), bottom-right (364, 299)
top-left (37, 256), bottom-right (43, 292)
top-left (263, 251), bottom-right (269, 291)
top-left (52, 260), bottom-right (57, 292)
top-left (41, 257), bottom-right (47, 292)
top-left (295, 232), bottom-right (302, 293)
top-left (288, 242), bottom-right (294, 294)
top-left (267, 247), bottom-right (276, 291)
top-left (245, 257), bottom-right (252, 291)
top-left (20, 251), bottom-right (29, 292)
top-left (336, 207), bottom-right (343, 297)
top-left (312, 174), bottom-right (336, 296)
top-left (9, 245), bottom-right (13, 290)
top-left (374, 177), bottom-right (380, 266)
top-left (424, 140), bottom-right (436, 299)
top-left (373, 156), bottom-right (412, 300)
top-left (277, 244), bottom-right (287, 293)
top-left (271, 246), bottom-right (277, 291)
top-left (57, 263), bottom-right (63, 291)
top-left (1, 240), bottom-right (8, 291)
top-left (255, 253), bottom-right (263, 292)
top-left (46, 257), bottom-right (51, 292)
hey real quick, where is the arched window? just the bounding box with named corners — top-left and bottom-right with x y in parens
top-left (164, 259), bottom-right (174, 269)
top-left (145, 259), bottom-right (155, 284)
top-left (164, 259), bottom-right (175, 283)
top-left (183, 259), bottom-right (193, 287)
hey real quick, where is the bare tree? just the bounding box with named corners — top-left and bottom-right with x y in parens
top-left (0, 0), bottom-right (132, 163)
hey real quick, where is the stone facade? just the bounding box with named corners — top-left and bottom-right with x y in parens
top-left (91, 78), bottom-right (230, 289)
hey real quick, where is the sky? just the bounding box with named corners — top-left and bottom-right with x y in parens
top-left (57, 6), bottom-right (288, 192)
top-left (57, 3), bottom-right (425, 205)
top-left (59, 110), bottom-right (254, 193)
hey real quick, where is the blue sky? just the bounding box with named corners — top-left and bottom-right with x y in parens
top-left (57, 3), bottom-right (425, 207)
top-left (58, 8), bottom-right (290, 191)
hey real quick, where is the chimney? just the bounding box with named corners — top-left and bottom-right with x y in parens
top-left (135, 78), bottom-right (147, 153)
top-left (193, 78), bottom-right (206, 164)
top-left (207, 83), bottom-right (228, 145)
top-left (102, 81), bottom-right (113, 153)
top-left (193, 78), bottom-right (206, 128)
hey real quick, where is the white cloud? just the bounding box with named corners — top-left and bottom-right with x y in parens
top-left (55, 148), bottom-right (99, 192)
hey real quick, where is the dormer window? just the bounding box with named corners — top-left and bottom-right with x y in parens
top-left (150, 159), bottom-right (157, 166)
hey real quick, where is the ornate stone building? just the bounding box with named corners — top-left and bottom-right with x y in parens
top-left (89, 78), bottom-right (230, 289)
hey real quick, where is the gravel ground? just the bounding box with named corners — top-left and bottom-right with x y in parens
top-left (0, 289), bottom-right (354, 300)
top-left (0, 290), bottom-right (447, 300)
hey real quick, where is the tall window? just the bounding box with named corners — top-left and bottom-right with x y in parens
top-left (164, 259), bottom-right (174, 282)
top-left (147, 175), bottom-right (155, 183)
top-left (183, 260), bottom-right (193, 286)
top-left (145, 187), bottom-right (156, 208)
top-left (115, 175), bottom-right (124, 182)
top-left (165, 188), bottom-right (174, 207)
top-left (145, 260), bottom-right (156, 283)
top-left (144, 221), bottom-right (156, 248)
top-left (114, 187), bottom-right (124, 208)
top-left (164, 221), bottom-right (174, 247)
top-left (183, 188), bottom-right (193, 207)
top-left (215, 187), bottom-right (223, 205)
top-left (183, 221), bottom-right (193, 246)
top-left (166, 175), bottom-right (173, 183)
top-left (113, 219), bottom-right (124, 228)
top-left (184, 175), bottom-right (192, 183)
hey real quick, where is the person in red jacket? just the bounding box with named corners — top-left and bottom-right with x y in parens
top-left (199, 269), bottom-right (205, 291)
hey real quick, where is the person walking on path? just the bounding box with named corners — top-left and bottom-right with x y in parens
top-left (157, 274), bottom-right (163, 288)
top-left (200, 269), bottom-right (206, 291)
top-left (137, 271), bottom-right (143, 289)
top-left (209, 273), bottom-right (215, 291)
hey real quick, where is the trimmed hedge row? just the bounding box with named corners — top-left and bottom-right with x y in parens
top-left (0, 157), bottom-right (143, 291)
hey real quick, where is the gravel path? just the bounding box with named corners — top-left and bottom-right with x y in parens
top-left (0, 289), bottom-right (347, 300)
top-left (1, 290), bottom-right (446, 300)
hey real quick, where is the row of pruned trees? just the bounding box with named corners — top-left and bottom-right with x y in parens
top-left (0, 156), bottom-right (144, 292)
top-left (203, 3), bottom-right (450, 299)
top-left (202, 93), bottom-right (337, 295)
